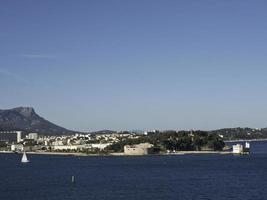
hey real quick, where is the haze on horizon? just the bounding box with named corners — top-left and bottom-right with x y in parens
top-left (1, 1), bottom-right (267, 132)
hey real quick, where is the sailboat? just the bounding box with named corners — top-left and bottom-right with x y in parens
top-left (21, 151), bottom-right (29, 163)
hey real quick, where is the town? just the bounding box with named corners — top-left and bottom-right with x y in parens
top-left (0, 129), bottom-right (251, 156)
top-left (0, 130), bottom-right (138, 155)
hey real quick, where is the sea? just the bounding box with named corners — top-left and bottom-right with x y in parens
top-left (0, 141), bottom-right (267, 200)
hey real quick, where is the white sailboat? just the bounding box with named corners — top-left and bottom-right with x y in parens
top-left (21, 151), bottom-right (29, 163)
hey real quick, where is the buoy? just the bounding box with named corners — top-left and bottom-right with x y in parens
top-left (71, 175), bottom-right (75, 183)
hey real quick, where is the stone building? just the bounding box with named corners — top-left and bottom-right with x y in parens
top-left (124, 143), bottom-right (154, 155)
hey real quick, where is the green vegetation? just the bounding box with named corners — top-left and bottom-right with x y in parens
top-left (0, 141), bottom-right (7, 148)
top-left (106, 131), bottom-right (225, 153)
top-left (23, 139), bottom-right (37, 146)
top-left (210, 127), bottom-right (267, 140)
top-left (0, 141), bottom-right (8, 151)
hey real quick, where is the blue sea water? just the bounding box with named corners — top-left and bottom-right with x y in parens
top-left (1, 141), bottom-right (267, 200)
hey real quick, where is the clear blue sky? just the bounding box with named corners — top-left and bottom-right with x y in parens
top-left (1, 0), bottom-right (267, 131)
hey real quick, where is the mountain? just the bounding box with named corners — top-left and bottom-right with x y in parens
top-left (0, 107), bottom-right (74, 135)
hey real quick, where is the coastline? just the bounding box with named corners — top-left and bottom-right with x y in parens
top-left (0, 150), bottom-right (233, 157)
top-left (224, 138), bottom-right (267, 142)
top-left (0, 151), bottom-right (92, 156)
top-left (165, 151), bottom-right (232, 155)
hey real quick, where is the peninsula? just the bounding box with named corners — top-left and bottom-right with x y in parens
top-left (0, 107), bottom-right (262, 156)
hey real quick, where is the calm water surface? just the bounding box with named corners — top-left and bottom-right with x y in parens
top-left (1, 141), bottom-right (267, 200)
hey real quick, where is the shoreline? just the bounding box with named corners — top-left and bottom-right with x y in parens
top-left (224, 138), bottom-right (267, 142)
top-left (0, 150), bottom-right (233, 156)
top-left (0, 151), bottom-right (90, 156)
top-left (165, 151), bottom-right (232, 155)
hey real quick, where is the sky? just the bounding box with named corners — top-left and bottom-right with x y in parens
top-left (1, 0), bottom-right (267, 131)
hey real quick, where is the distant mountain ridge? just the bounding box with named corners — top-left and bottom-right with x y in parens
top-left (0, 107), bottom-right (73, 135)
top-left (1, 107), bottom-right (267, 140)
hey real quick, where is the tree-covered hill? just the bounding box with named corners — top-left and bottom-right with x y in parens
top-left (106, 130), bottom-right (225, 153)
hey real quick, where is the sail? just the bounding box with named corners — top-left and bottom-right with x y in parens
top-left (21, 152), bottom-right (29, 163)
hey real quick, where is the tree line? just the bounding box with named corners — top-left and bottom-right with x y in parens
top-left (106, 130), bottom-right (225, 153)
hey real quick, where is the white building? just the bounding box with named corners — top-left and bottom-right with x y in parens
top-left (16, 131), bottom-right (22, 143)
top-left (28, 133), bottom-right (38, 141)
top-left (11, 144), bottom-right (24, 152)
top-left (53, 144), bottom-right (91, 151)
top-left (245, 142), bottom-right (250, 149)
top-left (233, 144), bottom-right (243, 154)
top-left (53, 145), bottom-right (80, 151)
top-left (91, 143), bottom-right (111, 150)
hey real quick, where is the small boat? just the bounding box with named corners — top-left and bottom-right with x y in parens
top-left (21, 151), bottom-right (30, 163)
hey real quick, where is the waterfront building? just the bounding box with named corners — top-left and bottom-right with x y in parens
top-left (245, 142), bottom-right (250, 149)
top-left (124, 143), bottom-right (154, 155)
top-left (52, 144), bottom-right (91, 151)
top-left (53, 145), bottom-right (80, 150)
top-left (233, 143), bottom-right (250, 154)
top-left (244, 142), bottom-right (250, 154)
top-left (233, 144), bottom-right (243, 154)
top-left (91, 143), bottom-right (111, 150)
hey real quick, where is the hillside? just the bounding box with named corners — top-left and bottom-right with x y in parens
top-left (0, 107), bottom-right (73, 135)
top-left (209, 127), bottom-right (267, 140)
